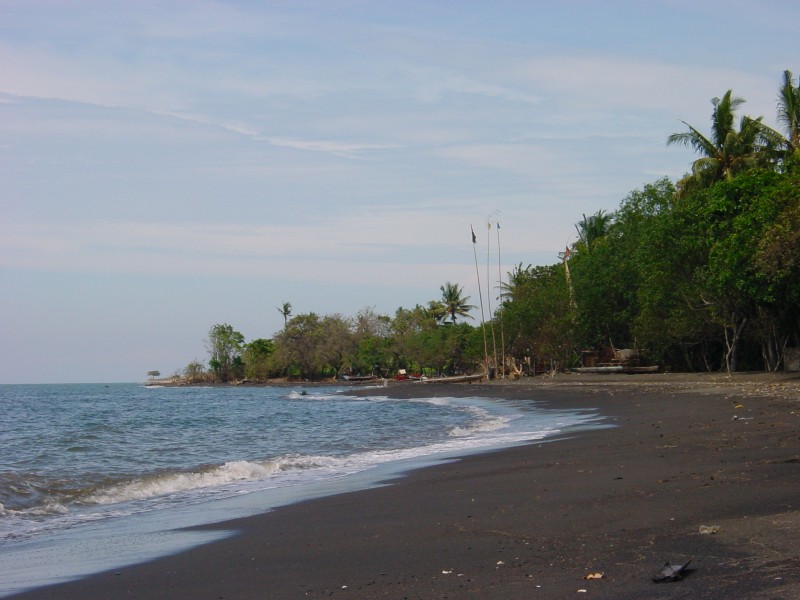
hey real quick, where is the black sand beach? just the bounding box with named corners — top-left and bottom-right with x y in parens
top-left (9, 373), bottom-right (800, 599)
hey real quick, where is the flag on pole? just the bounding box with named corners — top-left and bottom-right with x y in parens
top-left (471, 226), bottom-right (477, 244)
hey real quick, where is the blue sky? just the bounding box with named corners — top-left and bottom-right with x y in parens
top-left (2, 1), bottom-right (798, 383)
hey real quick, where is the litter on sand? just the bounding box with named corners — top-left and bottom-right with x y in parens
top-left (699, 525), bottom-right (720, 534)
top-left (583, 572), bottom-right (604, 580)
top-left (652, 558), bottom-right (693, 583)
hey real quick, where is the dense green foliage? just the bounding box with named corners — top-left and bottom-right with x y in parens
top-left (181, 71), bottom-right (800, 382)
top-left (570, 167), bottom-right (800, 372)
top-left (205, 323), bottom-right (245, 382)
top-left (189, 303), bottom-right (484, 382)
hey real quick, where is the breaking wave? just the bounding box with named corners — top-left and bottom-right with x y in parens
top-left (82, 455), bottom-right (338, 506)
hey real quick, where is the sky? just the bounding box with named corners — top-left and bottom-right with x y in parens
top-left (2, 1), bottom-right (798, 383)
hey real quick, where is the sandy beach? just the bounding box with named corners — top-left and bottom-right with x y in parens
top-left (9, 372), bottom-right (800, 599)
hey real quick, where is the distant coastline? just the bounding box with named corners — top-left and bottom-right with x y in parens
top-left (146, 369), bottom-right (800, 391)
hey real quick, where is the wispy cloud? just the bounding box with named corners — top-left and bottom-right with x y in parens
top-left (507, 55), bottom-right (780, 126)
top-left (1, 196), bottom-right (567, 287)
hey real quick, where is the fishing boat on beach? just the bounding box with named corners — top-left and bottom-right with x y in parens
top-left (419, 371), bottom-right (486, 384)
top-left (339, 374), bottom-right (378, 382)
top-left (571, 365), bottom-right (659, 374)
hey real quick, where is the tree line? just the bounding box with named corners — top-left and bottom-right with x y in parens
top-left (181, 285), bottom-right (482, 383)
top-left (179, 70), bottom-right (800, 382)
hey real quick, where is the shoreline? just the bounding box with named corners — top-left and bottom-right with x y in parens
top-left (9, 372), bottom-right (800, 599)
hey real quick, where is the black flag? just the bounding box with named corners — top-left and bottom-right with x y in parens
top-left (471, 226), bottom-right (477, 244)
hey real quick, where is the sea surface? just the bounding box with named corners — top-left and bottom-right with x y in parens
top-left (0, 382), bottom-right (607, 596)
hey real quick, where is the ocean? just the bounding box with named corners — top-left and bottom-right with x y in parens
top-left (0, 382), bottom-right (607, 596)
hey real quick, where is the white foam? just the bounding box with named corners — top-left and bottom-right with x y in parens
top-left (449, 414), bottom-right (509, 437)
top-left (412, 396), bottom-right (451, 406)
top-left (82, 416), bottom-right (558, 508)
top-left (82, 455), bottom-right (342, 505)
top-left (1, 499), bottom-right (69, 518)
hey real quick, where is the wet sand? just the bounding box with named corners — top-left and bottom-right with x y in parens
top-left (9, 372), bottom-right (800, 599)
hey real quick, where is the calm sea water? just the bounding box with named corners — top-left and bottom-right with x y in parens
top-left (0, 383), bottom-right (606, 596)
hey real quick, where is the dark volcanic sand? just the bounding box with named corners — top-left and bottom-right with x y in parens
top-left (9, 373), bottom-right (800, 599)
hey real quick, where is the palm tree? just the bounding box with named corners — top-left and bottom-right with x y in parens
top-left (439, 282), bottom-right (476, 324)
top-left (668, 90), bottom-right (776, 196)
top-left (425, 300), bottom-right (447, 323)
top-left (574, 210), bottom-right (613, 252)
top-left (776, 69), bottom-right (800, 156)
top-left (277, 302), bottom-right (292, 327)
top-left (501, 263), bottom-right (535, 302)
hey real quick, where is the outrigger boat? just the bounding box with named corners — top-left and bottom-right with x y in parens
top-left (417, 365), bottom-right (487, 384)
top-left (571, 365), bottom-right (659, 374)
top-left (339, 374), bottom-right (378, 381)
top-left (419, 372), bottom-right (486, 384)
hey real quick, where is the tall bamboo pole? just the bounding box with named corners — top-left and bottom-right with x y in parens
top-left (486, 221), bottom-right (498, 377)
top-left (496, 222), bottom-right (506, 378)
top-left (471, 226), bottom-right (490, 372)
